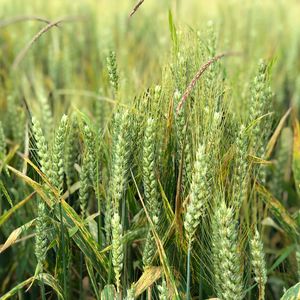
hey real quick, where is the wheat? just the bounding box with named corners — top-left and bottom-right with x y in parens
top-left (157, 279), bottom-right (168, 300)
top-left (2, 2), bottom-right (299, 299)
top-left (107, 50), bottom-right (119, 96)
top-left (111, 212), bottom-right (123, 293)
top-left (79, 154), bottom-right (90, 218)
top-left (142, 117), bottom-right (160, 268)
top-left (32, 117), bottom-right (51, 177)
top-left (51, 114), bottom-right (68, 193)
top-left (232, 125), bottom-right (249, 209)
top-left (32, 117), bottom-right (50, 275)
top-left (212, 199), bottom-right (244, 300)
top-left (65, 114), bottom-right (79, 188)
top-left (250, 228), bottom-right (267, 300)
top-left (184, 144), bottom-right (209, 242)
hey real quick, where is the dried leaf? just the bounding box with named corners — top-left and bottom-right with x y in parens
top-left (0, 219), bottom-right (35, 253)
top-left (256, 184), bottom-right (298, 237)
top-left (266, 108), bottom-right (291, 158)
top-left (134, 267), bottom-right (162, 297)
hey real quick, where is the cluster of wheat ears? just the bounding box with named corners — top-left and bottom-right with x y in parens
top-left (1, 1), bottom-right (300, 299)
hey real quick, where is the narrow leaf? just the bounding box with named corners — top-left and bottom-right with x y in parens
top-left (281, 282), bottom-right (300, 300)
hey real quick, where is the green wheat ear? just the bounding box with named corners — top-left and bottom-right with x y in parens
top-left (32, 117), bottom-right (50, 271)
top-left (83, 124), bottom-right (98, 189)
top-left (106, 109), bottom-right (130, 290)
top-left (232, 125), bottom-right (249, 210)
top-left (109, 109), bottom-right (130, 210)
top-left (174, 89), bottom-right (192, 192)
top-left (7, 94), bottom-right (25, 145)
top-left (142, 117), bottom-right (162, 269)
top-left (142, 231), bottom-right (155, 268)
top-left (157, 278), bottom-right (168, 300)
top-left (32, 116), bottom-right (51, 177)
top-left (125, 285), bottom-right (135, 300)
top-left (107, 50), bottom-right (119, 96)
top-left (249, 60), bottom-right (272, 160)
top-left (105, 109), bottom-right (130, 243)
top-left (37, 94), bottom-right (53, 137)
top-left (212, 199), bottom-right (244, 300)
top-left (79, 153), bottom-right (90, 219)
top-left (111, 212), bottom-right (123, 293)
top-left (51, 114), bottom-right (68, 194)
top-left (35, 197), bottom-right (48, 269)
top-left (184, 143), bottom-right (210, 243)
top-left (143, 117), bottom-right (160, 224)
top-left (65, 114), bottom-right (79, 188)
top-left (250, 228), bottom-right (267, 300)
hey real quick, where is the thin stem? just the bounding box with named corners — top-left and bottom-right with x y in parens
top-left (199, 226), bottom-right (204, 300)
top-left (95, 148), bottom-right (102, 248)
top-left (258, 275), bottom-right (265, 300)
top-left (108, 251), bottom-right (113, 284)
top-left (147, 286), bottom-right (152, 300)
top-left (96, 187), bottom-right (102, 292)
top-left (59, 202), bottom-right (67, 298)
top-left (122, 195), bottom-right (126, 289)
top-left (97, 197), bottom-right (102, 246)
top-left (186, 240), bottom-right (191, 300)
top-left (79, 252), bottom-right (83, 300)
top-left (40, 274), bottom-right (46, 300)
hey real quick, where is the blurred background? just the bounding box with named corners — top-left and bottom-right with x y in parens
top-left (0, 0), bottom-right (299, 117)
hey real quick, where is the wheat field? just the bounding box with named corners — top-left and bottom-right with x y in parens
top-left (0, 0), bottom-right (300, 299)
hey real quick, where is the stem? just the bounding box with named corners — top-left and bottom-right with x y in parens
top-left (97, 195), bottom-right (102, 245)
top-left (59, 202), bottom-right (67, 298)
top-left (96, 191), bottom-right (102, 291)
top-left (40, 274), bottom-right (46, 300)
top-left (258, 275), bottom-right (265, 300)
top-left (80, 252), bottom-right (83, 300)
top-left (199, 227), bottom-right (203, 300)
top-left (186, 240), bottom-right (191, 300)
top-left (122, 196), bottom-right (126, 289)
top-left (96, 152), bottom-right (102, 248)
top-left (108, 251), bottom-right (113, 284)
